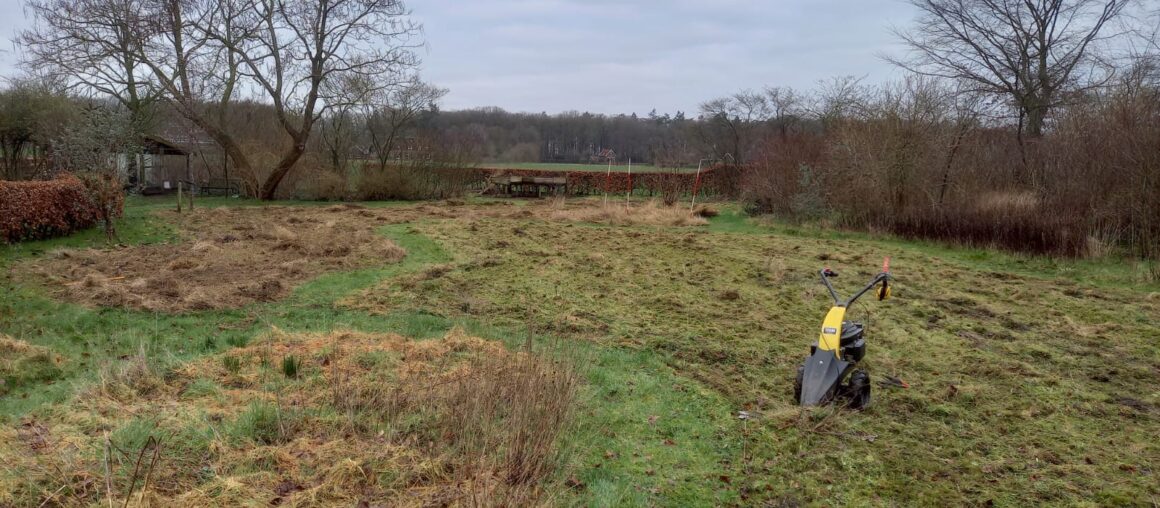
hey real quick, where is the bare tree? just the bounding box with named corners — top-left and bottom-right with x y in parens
top-left (365, 80), bottom-right (447, 172)
top-left (889, 0), bottom-right (1130, 138)
top-left (808, 75), bottom-right (870, 126)
top-left (20, 0), bottom-right (158, 122)
top-left (764, 86), bottom-right (805, 139)
top-left (21, 0), bottom-right (422, 200)
top-left (697, 90), bottom-right (770, 163)
top-left (21, 0), bottom-right (161, 186)
top-left (318, 109), bottom-right (358, 175)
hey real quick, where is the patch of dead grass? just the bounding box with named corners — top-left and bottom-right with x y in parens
top-left (0, 334), bottom-right (65, 396)
top-left (14, 199), bottom-right (709, 313)
top-left (546, 199), bottom-right (709, 226)
top-left (0, 328), bottom-right (579, 507)
top-left (15, 206), bottom-right (408, 312)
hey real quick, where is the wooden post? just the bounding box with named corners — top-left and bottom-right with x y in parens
top-left (626, 158), bottom-right (632, 208)
top-left (690, 159), bottom-right (705, 212)
top-left (188, 182), bottom-right (194, 210)
top-left (176, 181), bottom-right (183, 213)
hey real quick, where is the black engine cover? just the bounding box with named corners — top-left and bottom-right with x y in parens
top-left (799, 348), bottom-right (854, 406)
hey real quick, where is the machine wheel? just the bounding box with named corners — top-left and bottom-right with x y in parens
top-left (793, 365), bottom-right (804, 404)
top-left (846, 370), bottom-right (871, 410)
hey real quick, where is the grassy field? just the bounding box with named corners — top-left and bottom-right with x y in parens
top-left (1, 196), bottom-right (1158, 506)
top-left (477, 162), bottom-right (700, 173)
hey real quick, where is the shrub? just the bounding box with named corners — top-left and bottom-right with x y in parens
top-left (351, 163), bottom-right (489, 201)
top-left (0, 174), bottom-right (119, 243)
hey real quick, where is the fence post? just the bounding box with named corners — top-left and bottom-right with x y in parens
top-left (176, 181), bottom-right (183, 213)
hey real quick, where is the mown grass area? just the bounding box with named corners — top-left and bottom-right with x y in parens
top-left (0, 197), bottom-right (741, 506)
top-left (344, 203), bottom-right (1160, 505)
top-left (1, 197), bottom-right (1157, 506)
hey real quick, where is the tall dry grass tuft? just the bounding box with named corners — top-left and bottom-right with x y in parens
top-left (92, 346), bottom-right (163, 402)
top-left (442, 336), bottom-right (581, 491)
top-left (324, 329), bottom-right (582, 504)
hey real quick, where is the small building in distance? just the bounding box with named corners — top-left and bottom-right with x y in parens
top-left (589, 148), bottom-right (616, 164)
top-left (119, 135), bottom-right (191, 194)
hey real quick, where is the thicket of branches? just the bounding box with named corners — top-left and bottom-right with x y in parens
top-left (740, 67), bottom-right (1160, 262)
top-left (733, 1), bottom-right (1160, 264)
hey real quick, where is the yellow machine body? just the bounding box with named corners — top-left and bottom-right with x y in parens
top-left (817, 306), bottom-right (848, 357)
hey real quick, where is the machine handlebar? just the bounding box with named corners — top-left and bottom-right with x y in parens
top-left (819, 257), bottom-right (892, 307)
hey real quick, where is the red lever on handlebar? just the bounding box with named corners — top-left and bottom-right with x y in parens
top-left (882, 256), bottom-right (890, 273)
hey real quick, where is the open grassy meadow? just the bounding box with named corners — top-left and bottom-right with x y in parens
top-left (1, 196), bottom-right (1157, 506)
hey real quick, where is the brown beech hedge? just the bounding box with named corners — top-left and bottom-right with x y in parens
top-left (0, 175), bottom-right (119, 243)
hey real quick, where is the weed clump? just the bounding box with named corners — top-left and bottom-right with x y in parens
top-left (281, 355), bottom-right (300, 379)
top-left (94, 347), bottom-right (163, 402)
top-left (0, 335), bottom-right (63, 395)
top-left (229, 401), bottom-right (299, 445)
top-left (221, 355), bottom-right (241, 376)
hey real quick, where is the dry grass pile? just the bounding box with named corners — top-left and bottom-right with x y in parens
top-left (0, 334), bottom-right (65, 396)
top-left (0, 328), bottom-right (580, 507)
top-left (16, 206), bottom-right (409, 312)
top-left (14, 199), bottom-right (711, 313)
top-left (545, 199), bottom-right (708, 226)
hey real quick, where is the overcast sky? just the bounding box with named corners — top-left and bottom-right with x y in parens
top-left (0, 0), bottom-right (919, 115)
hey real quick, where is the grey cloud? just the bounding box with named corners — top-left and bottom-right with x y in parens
top-left (0, 0), bottom-right (916, 113)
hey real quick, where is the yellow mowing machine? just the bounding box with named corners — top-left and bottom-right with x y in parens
top-left (794, 257), bottom-right (893, 409)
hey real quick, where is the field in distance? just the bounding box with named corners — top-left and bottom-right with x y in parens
top-left (476, 161), bottom-right (701, 173)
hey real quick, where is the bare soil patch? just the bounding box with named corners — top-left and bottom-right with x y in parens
top-left (16, 206), bottom-right (408, 312)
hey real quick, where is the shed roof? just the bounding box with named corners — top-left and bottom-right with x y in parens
top-left (142, 135), bottom-right (189, 156)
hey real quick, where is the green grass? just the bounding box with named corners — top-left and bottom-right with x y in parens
top-left (2, 198), bottom-right (1158, 506)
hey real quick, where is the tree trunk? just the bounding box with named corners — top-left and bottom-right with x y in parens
top-left (1026, 104), bottom-right (1047, 138)
top-left (259, 143), bottom-right (307, 200)
top-left (186, 115), bottom-right (254, 195)
top-left (937, 122), bottom-right (970, 207)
